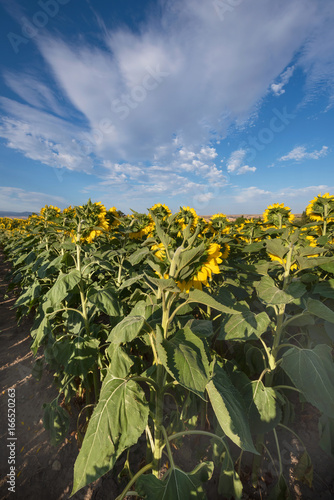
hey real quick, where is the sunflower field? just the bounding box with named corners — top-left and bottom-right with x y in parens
top-left (1, 194), bottom-right (334, 499)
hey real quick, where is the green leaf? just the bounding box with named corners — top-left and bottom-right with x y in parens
top-left (72, 373), bottom-right (149, 495)
top-left (137, 462), bottom-right (214, 500)
top-left (145, 274), bottom-right (180, 292)
top-left (320, 261), bottom-right (334, 274)
top-left (307, 298), bottom-right (334, 323)
top-left (118, 274), bottom-right (144, 290)
top-left (43, 400), bottom-right (70, 447)
top-left (106, 344), bottom-right (134, 378)
top-left (220, 311), bottom-right (270, 341)
top-left (53, 336), bottom-right (99, 378)
top-left (255, 276), bottom-right (305, 305)
top-left (313, 279), bottom-right (334, 299)
top-left (88, 286), bottom-right (120, 316)
top-left (188, 289), bottom-right (238, 314)
top-left (107, 315), bottom-right (146, 344)
top-left (186, 319), bottom-right (214, 338)
top-left (248, 381), bottom-right (282, 434)
top-left (206, 364), bottom-right (257, 453)
top-left (161, 327), bottom-right (211, 399)
top-left (281, 345), bottom-right (334, 416)
top-left (266, 239), bottom-right (288, 260)
top-left (31, 316), bottom-right (51, 355)
top-left (45, 270), bottom-right (82, 308)
top-left (218, 452), bottom-right (243, 499)
top-left (128, 247), bottom-right (150, 265)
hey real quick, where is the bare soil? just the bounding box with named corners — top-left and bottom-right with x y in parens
top-left (0, 250), bottom-right (333, 500)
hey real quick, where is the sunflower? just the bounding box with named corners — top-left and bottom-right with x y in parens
top-left (151, 242), bottom-right (166, 260)
top-left (176, 206), bottom-right (199, 232)
top-left (305, 193), bottom-right (334, 222)
top-left (177, 243), bottom-right (223, 292)
top-left (150, 203), bottom-right (172, 220)
top-left (262, 203), bottom-right (294, 228)
top-left (267, 253), bottom-right (298, 271)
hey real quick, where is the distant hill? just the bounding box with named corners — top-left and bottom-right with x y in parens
top-left (0, 211), bottom-right (32, 218)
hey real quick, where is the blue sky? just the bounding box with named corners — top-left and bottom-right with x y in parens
top-left (0, 0), bottom-right (333, 215)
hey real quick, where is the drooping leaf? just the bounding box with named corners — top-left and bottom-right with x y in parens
top-left (44, 270), bottom-right (81, 308)
top-left (107, 315), bottom-right (146, 344)
top-left (313, 279), bottom-right (334, 299)
top-left (307, 298), bottom-right (334, 323)
top-left (43, 400), bottom-right (70, 447)
top-left (188, 289), bottom-right (238, 315)
top-left (206, 363), bottom-right (257, 453)
top-left (248, 381), bottom-right (282, 434)
top-left (220, 311), bottom-right (270, 341)
top-left (106, 344), bottom-right (134, 378)
top-left (255, 276), bottom-right (305, 305)
top-left (72, 373), bottom-right (149, 495)
top-left (161, 327), bottom-right (211, 399)
top-left (31, 315), bottom-right (51, 355)
top-left (53, 336), bottom-right (100, 378)
top-left (137, 462), bottom-right (214, 500)
top-left (218, 452), bottom-right (243, 499)
top-left (88, 286), bottom-right (120, 316)
top-left (281, 344), bottom-right (334, 416)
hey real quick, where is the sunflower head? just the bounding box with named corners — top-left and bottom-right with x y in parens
top-left (262, 203), bottom-right (294, 228)
top-left (175, 206), bottom-right (199, 232)
top-left (149, 203), bottom-right (172, 220)
top-left (305, 193), bottom-right (334, 222)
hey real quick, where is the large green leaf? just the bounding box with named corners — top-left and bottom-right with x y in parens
top-left (31, 315), bottom-right (51, 355)
top-left (255, 276), bottom-right (305, 305)
top-left (313, 279), bottom-right (334, 299)
top-left (53, 336), bottom-right (99, 378)
top-left (206, 364), bottom-right (257, 453)
top-left (248, 381), bottom-right (282, 434)
top-left (220, 311), bottom-right (270, 341)
top-left (136, 462), bottom-right (214, 500)
top-left (281, 345), bottom-right (334, 416)
top-left (106, 344), bottom-right (134, 378)
top-left (266, 239), bottom-right (288, 260)
top-left (307, 298), bottom-right (334, 323)
top-left (160, 327), bottom-right (211, 399)
top-left (107, 315), bottom-right (146, 344)
top-left (72, 373), bottom-right (149, 495)
top-left (44, 270), bottom-right (82, 308)
top-left (188, 289), bottom-right (238, 314)
top-left (88, 286), bottom-right (120, 316)
top-left (43, 400), bottom-right (70, 447)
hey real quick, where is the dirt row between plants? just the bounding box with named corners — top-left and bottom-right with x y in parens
top-left (0, 249), bottom-right (333, 499)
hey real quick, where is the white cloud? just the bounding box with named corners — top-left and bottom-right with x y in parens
top-left (279, 145), bottom-right (328, 161)
top-left (0, 186), bottom-right (65, 212)
top-left (231, 184), bottom-right (333, 212)
top-left (226, 149), bottom-right (256, 175)
top-left (271, 66), bottom-right (295, 96)
top-left (0, 0), bottom-right (333, 205)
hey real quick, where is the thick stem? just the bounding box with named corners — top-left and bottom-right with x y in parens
top-left (153, 364), bottom-right (165, 477)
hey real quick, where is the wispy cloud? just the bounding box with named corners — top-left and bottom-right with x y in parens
top-left (0, 0), bottom-right (333, 206)
top-left (279, 145), bottom-right (328, 161)
top-left (0, 186), bottom-right (65, 212)
top-left (271, 66), bottom-right (295, 96)
top-left (226, 149), bottom-right (256, 175)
